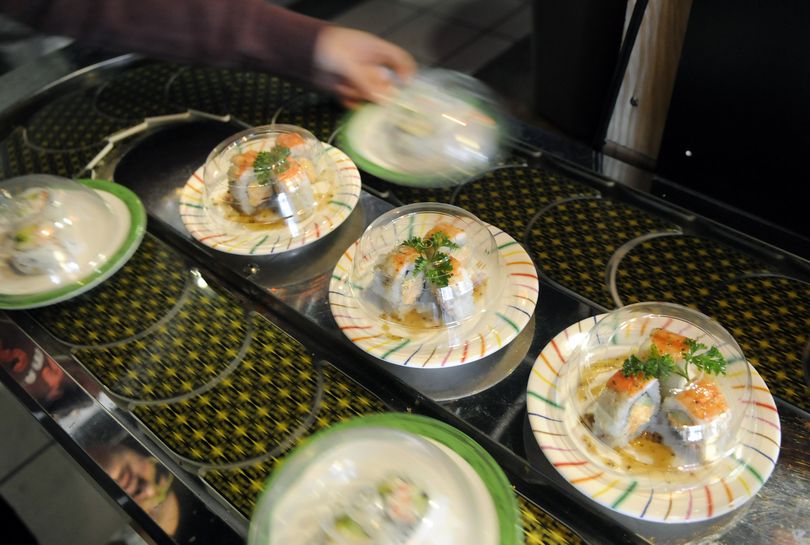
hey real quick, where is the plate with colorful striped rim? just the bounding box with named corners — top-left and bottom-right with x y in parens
top-left (526, 314), bottom-right (781, 523)
top-left (328, 226), bottom-right (538, 368)
top-left (178, 144), bottom-right (361, 255)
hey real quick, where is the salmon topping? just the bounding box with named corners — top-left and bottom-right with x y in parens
top-left (675, 381), bottom-right (728, 420)
top-left (275, 133), bottom-right (306, 148)
top-left (424, 223), bottom-right (462, 242)
top-left (650, 328), bottom-right (690, 358)
top-left (607, 369), bottom-right (653, 396)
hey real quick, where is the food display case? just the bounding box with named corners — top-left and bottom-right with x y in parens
top-left (1, 51), bottom-right (808, 545)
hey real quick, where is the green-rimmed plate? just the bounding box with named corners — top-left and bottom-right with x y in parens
top-left (337, 100), bottom-right (506, 189)
top-left (249, 413), bottom-right (521, 545)
top-left (0, 179), bottom-right (146, 310)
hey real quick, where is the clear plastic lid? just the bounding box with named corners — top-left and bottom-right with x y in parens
top-left (359, 68), bottom-right (505, 187)
top-left (350, 203), bottom-right (504, 339)
top-left (0, 175), bottom-right (121, 294)
top-left (249, 427), bottom-right (479, 545)
top-left (202, 124), bottom-right (336, 229)
top-left (559, 302), bottom-right (753, 483)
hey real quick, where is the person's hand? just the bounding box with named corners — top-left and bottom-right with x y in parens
top-left (313, 26), bottom-right (416, 107)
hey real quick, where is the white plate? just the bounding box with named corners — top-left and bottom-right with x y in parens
top-left (526, 315), bottom-right (781, 523)
top-left (329, 226), bottom-right (538, 367)
top-left (179, 144), bottom-right (361, 255)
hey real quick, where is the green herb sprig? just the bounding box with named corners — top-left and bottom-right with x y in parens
top-left (403, 232), bottom-right (459, 288)
top-left (621, 336), bottom-right (727, 382)
top-left (253, 144), bottom-right (290, 185)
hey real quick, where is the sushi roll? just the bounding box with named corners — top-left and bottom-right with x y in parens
top-left (423, 223), bottom-right (467, 247)
top-left (592, 370), bottom-right (661, 447)
top-left (372, 245), bottom-right (426, 308)
top-left (662, 380), bottom-right (730, 463)
top-left (272, 158), bottom-right (316, 219)
top-left (646, 328), bottom-right (692, 396)
top-left (431, 256), bottom-right (476, 323)
top-left (227, 150), bottom-right (275, 216)
top-left (8, 221), bottom-right (79, 275)
top-left (378, 475), bottom-right (429, 529)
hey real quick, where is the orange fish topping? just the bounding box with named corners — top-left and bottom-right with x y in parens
top-left (276, 133), bottom-right (306, 148)
top-left (650, 328), bottom-right (689, 358)
top-left (607, 369), bottom-right (653, 396)
top-left (675, 381), bottom-right (728, 420)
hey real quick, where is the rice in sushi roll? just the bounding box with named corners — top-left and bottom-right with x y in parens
top-left (593, 370), bottom-right (661, 447)
top-left (662, 379), bottom-right (730, 463)
top-left (371, 245), bottom-right (426, 308)
top-left (431, 256), bottom-right (475, 323)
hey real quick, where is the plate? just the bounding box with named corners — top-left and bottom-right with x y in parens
top-left (338, 103), bottom-right (503, 188)
top-left (179, 144), bottom-right (361, 255)
top-left (249, 413), bottom-right (521, 545)
top-left (329, 226), bottom-right (538, 367)
top-left (0, 179), bottom-right (146, 310)
top-left (526, 315), bottom-right (782, 523)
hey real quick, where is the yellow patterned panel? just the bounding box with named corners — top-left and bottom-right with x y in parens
top-left (71, 281), bottom-right (248, 401)
top-left (26, 89), bottom-right (129, 150)
top-left (454, 166), bottom-right (600, 240)
top-left (202, 363), bottom-right (386, 515)
top-left (30, 235), bottom-right (188, 345)
top-left (273, 92), bottom-right (345, 142)
top-left (704, 275), bottom-right (810, 410)
top-left (94, 62), bottom-right (183, 120)
top-left (527, 198), bottom-right (679, 309)
top-left (615, 235), bottom-right (773, 307)
top-left (133, 314), bottom-right (318, 465)
top-left (519, 494), bottom-right (583, 545)
top-left (0, 127), bottom-right (102, 179)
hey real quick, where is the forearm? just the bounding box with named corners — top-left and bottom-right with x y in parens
top-left (0, 0), bottom-right (328, 80)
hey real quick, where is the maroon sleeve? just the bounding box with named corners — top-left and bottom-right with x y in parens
top-left (0, 0), bottom-right (328, 81)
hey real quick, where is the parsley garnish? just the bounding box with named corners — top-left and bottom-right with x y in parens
top-left (253, 145), bottom-right (290, 185)
top-left (403, 232), bottom-right (459, 288)
top-left (621, 336), bottom-right (727, 381)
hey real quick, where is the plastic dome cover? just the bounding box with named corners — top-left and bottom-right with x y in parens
top-left (249, 427), bottom-right (482, 545)
top-left (0, 175), bottom-right (122, 294)
top-left (558, 302), bottom-right (753, 487)
top-left (367, 68), bottom-right (504, 186)
top-left (203, 124), bottom-right (336, 229)
top-left (350, 203), bottom-right (504, 346)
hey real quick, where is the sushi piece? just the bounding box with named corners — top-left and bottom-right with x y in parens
top-left (372, 245), bottom-right (426, 308)
top-left (592, 370), bottom-right (661, 447)
top-left (423, 223), bottom-right (467, 247)
top-left (431, 256), bottom-right (475, 323)
top-left (272, 158), bottom-right (316, 219)
top-left (227, 150), bottom-right (274, 215)
top-left (378, 475), bottom-right (429, 528)
top-left (8, 221), bottom-right (80, 275)
top-left (647, 328), bottom-right (695, 396)
top-left (662, 380), bottom-right (730, 462)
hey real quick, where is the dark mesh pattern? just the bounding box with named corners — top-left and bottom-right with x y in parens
top-left (527, 198), bottom-right (679, 309)
top-left (0, 127), bottom-right (102, 179)
top-left (26, 90), bottom-right (129, 150)
top-left (704, 275), bottom-right (810, 410)
top-left (614, 235), bottom-right (773, 307)
top-left (454, 166), bottom-right (600, 240)
top-left (133, 314), bottom-right (318, 465)
top-left (167, 66), bottom-right (239, 117)
top-left (29, 235), bottom-right (188, 345)
top-left (94, 62), bottom-right (182, 120)
top-left (202, 364), bottom-right (386, 514)
top-left (71, 282), bottom-right (248, 401)
top-left (229, 72), bottom-right (305, 127)
top-left (273, 92), bottom-right (345, 142)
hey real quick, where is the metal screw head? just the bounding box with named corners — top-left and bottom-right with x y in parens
top-left (243, 263), bottom-right (260, 277)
